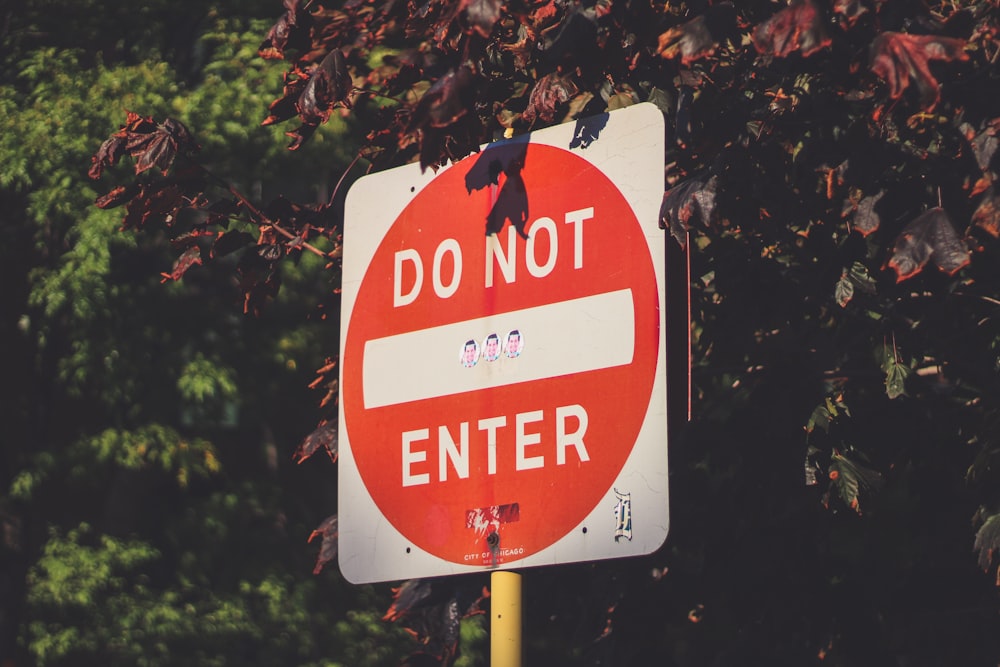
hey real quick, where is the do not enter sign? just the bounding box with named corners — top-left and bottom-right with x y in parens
top-left (339, 103), bottom-right (668, 583)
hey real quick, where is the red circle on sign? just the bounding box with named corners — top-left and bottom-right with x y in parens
top-left (342, 143), bottom-right (659, 566)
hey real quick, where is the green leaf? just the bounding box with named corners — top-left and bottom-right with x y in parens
top-left (974, 513), bottom-right (1000, 572)
top-left (806, 396), bottom-right (850, 434)
top-left (804, 445), bottom-right (821, 486)
top-left (828, 450), bottom-right (882, 513)
top-left (835, 272), bottom-right (854, 307)
top-left (646, 86), bottom-right (673, 114)
top-left (177, 354), bottom-right (238, 404)
top-left (836, 262), bottom-right (878, 307)
top-left (884, 356), bottom-right (911, 399)
top-left (79, 425), bottom-right (220, 485)
top-left (847, 262), bottom-right (876, 294)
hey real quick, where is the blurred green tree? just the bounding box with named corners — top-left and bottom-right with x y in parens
top-left (1, 2), bottom-right (412, 665)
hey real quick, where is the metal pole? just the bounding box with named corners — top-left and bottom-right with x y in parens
top-left (490, 570), bottom-right (522, 667)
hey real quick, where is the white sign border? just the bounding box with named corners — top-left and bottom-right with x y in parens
top-left (338, 102), bottom-right (668, 583)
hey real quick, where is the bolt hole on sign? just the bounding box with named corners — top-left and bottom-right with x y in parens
top-left (338, 103), bottom-right (669, 583)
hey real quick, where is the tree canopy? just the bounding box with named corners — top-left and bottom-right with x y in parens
top-left (2, 2), bottom-right (416, 665)
top-left (5, 0), bottom-right (1000, 664)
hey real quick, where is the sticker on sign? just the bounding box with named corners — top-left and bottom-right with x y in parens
top-left (338, 102), bottom-right (668, 583)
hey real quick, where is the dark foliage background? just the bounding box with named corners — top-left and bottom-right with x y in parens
top-left (6, 0), bottom-right (1000, 664)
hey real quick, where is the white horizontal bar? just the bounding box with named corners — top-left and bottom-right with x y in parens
top-left (362, 289), bottom-right (635, 409)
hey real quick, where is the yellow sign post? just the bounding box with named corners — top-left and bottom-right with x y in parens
top-left (491, 571), bottom-right (522, 667)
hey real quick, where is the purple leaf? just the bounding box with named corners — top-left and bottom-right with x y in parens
top-left (89, 134), bottom-right (127, 179)
top-left (160, 246), bottom-right (203, 283)
top-left (463, 0), bottom-right (501, 38)
top-left (888, 207), bottom-right (970, 282)
top-left (408, 66), bottom-right (477, 131)
top-left (972, 188), bottom-right (1000, 238)
top-left (126, 117), bottom-right (197, 175)
top-left (259, 0), bottom-right (313, 60)
top-left (383, 579), bottom-right (435, 621)
top-left (657, 15), bottom-right (717, 64)
top-left (210, 230), bottom-right (255, 259)
top-left (752, 0), bottom-right (830, 58)
top-left (293, 420), bottom-right (338, 464)
top-left (299, 49), bottom-right (353, 126)
top-left (870, 32), bottom-right (968, 110)
top-left (308, 514), bottom-right (338, 575)
top-left (832, 0), bottom-right (868, 28)
top-left (94, 183), bottom-right (139, 209)
top-left (964, 118), bottom-right (1000, 173)
top-left (659, 174), bottom-right (719, 247)
top-left (522, 73), bottom-right (578, 126)
top-left (122, 182), bottom-right (184, 230)
top-left (844, 189), bottom-right (885, 236)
